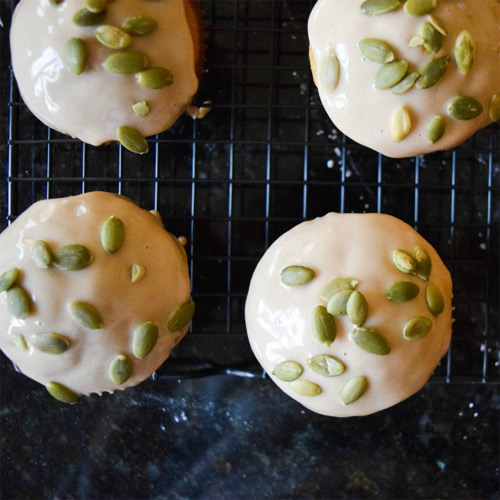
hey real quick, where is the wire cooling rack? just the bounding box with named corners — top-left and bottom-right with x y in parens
top-left (1, 0), bottom-right (499, 385)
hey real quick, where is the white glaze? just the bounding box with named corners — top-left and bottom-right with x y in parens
top-left (0, 192), bottom-right (191, 397)
top-left (308, 0), bottom-right (500, 158)
top-left (245, 213), bottom-right (453, 417)
top-left (10, 0), bottom-right (198, 146)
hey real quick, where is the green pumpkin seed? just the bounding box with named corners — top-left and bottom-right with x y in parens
top-left (426, 115), bottom-right (446, 144)
top-left (109, 354), bottom-right (133, 385)
top-left (117, 126), bottom-right (149, 154)
top-left (390, 106), bottom-right (412, 142)
top-left (122, 15), bottom-right (158, 36)
top-left (352, 327), bottom-right (391, 355)
top-left (68, 301), bottom-right (103, 329)
top-left (0, 268), bottom-right (19, 292)
top-left (31, 333), bottom-right (70, 354)
top-left (49, 0), bottom-right (64, 4)
top-left (131, 101), bottom-right (150, 117)
top-left (393, 249), bottom-right (417, 275)
top-left (320, 51), bottom-right (340, 92)
top-left (427, 15), bottom-right (447, 36)
top-left (73, 8), bottom-right (106, 26)
top-left (311, 305), bottom-right (337, 346)
top-left (14, 334), bottom-right (28, 351)
top-left (131, 263), bottom-right (146, 283)
top-left (346, 290), bottom-right (368, 326)
top-left (64, 38), bottom-right (88, 75)
top-left (489, 94), bottom-right (500, 122)
top-left (420, 21), bottom-right (444, 53)
top-left (426, 283), bottom-right (444, 315)
top-left (386, 281), bottom-right (420, 302)
top-left (417, 56), bottom-right (449, 89)
top-left (413, 246), bottom-right (432, 280)
top-left (6, 285), bottom-right (30, 319)
top-left (391, 72), bottom-right (419, 94)
top-left (307, 354), bottom-right (345, 377)
top-left (327, 289), bottom-right (354, 316)
top-left (289, 379), bottom-right (322, 397)
top-left (100, 215), bottom-right (125, 254)
top-left (46, 382), bottom-right (79, 404)
top-left (95, 25), bottom-right (132, 49)
top-left (375, 60), bottom-right (408, 89)
top-left (403, 316), bottom-right (433, 340)
top-left (280, 265), bottom-right (315, 286)
top-left (54, 244), bottom-right (94, 271)
top-left (86, 0), bottom-right (107, 13)
top-left (454, 30), bottom-right (475, 75)
top-left (272, 360), bottom-right (303, 381)
top-left (358, 38), bottom-right (395, 63)
top-left (31, 240), bottom-right (53, 269)
top-left (409, 36), bottom-right (425, 48)
top-left (404, 0), bottom-right (437, 16)
top-left (320, 277), bottom-right (358, 302)
top-left (136, 67), bottom-right (174, 90)
top-left (103, 51), bottom-right (148, 74)
top-left (360, 0), bottom-right (401, 16)
top-left (132, 321), bottom-right (159, 359)
top-left (341, 376), bottom-right (368, 405)
top-left (168, 300), bottom-right (195, 331)
top-left (447, 96), bottom-right (483, 120)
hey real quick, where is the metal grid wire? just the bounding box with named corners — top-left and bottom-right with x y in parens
top-left (1, 0), bottom-right (499, 385)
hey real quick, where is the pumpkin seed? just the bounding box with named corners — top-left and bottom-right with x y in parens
top-left (280, 265), bottom-right (315, 286)
top-left (49, 0), bottom-right (64, 4)
top-left (404, 0), bottom-right (437, 16)
top-left (320, 51), bottom-right (340, 92)
top-left (68, 301), bottom-right (103, 329)
top-left (426, 283), bottom-right (444, 315)
top-left (341, 376), bottom-right (368, 405)
top-left (447, 96), bottom-right (483, 120)
top-left (311, 305), bottom-right (337, 346)
top-left (427, 15), bottom-right (447, 36)
top-left (489, 94), bottom-right (500, 122)
top-left (117, 126), bottom-right (149, 154)
top-left (413, 245), bottom-right (432, 280)
top-left (136, 67), bottom-right (174, 90)
top-left (54, 244), bottom-right (94, 271)
top-left (131, 101), bottom-right (150, 117)
top-left (31, 240), bottom-right (53, 269)
top-left (420, 21), bottom-right (444, 53)
top-left (46, 382), bottom-right (79, 404)
top-left (6, 285), bottom-right (30, 319)
top-left (409, 36), bottom-right (425, 48)
top-left (320, 277), bottom-right (358, 302)
top-left (393, 249), bottom-right (417, 275)
top-left (289, 379), bottom-right (322, 397)
top-left (122, 15), bottom-right (158, 36)
top-left (0, 268), bottom-right (19, 292)
top-left (132, 321), bottom-right (159, 359)
top-left (426, 115), bottom-right (446, 144)
top-left (327, 289), bottom-right (354, 316)
top-left (64, 38), bottom-right (88, 75)
top-left (31, 333), bottom-right (70, 354)
top-left (131, 263), bottom-right (146, 283)
top-left (95, 25), bottom-right (132, 49)
top-left (307, 354), bottom-right (345, 377)
top-left (390, 106), bottom-right (412, 142)
top-left (14, 334), bottom-right (28, 351)
top-left (391, 72), bottom-right (419, 94)
top-left (103, 51), bottom-right (148, 74)
top-left (272, 360), bottom-right (303, 381)
top-left (168, 300), bottom-right (195, 331)
top-left (454, 30), bottom-right (475, 75)
top-left (352, 327), bottom-right (391, 355)
top-left (73, 8), bottom-right (106, 26)
top-left (386, 281), bottom-right (420, 302)
top-left (346, 290), bottom-right (368, 326)
top-left (375, 60), bottom-right (408, 89)
top-left (417, 56), bottom-right (449, 89)
top-left (109, 354), bottom-right (133, 385)
top-left (403, 316), bottom-right (433, 340)
top-left (358, 38), bottom-right (395, 63)
top-left (86, 0), bottom-right (106, 13)
top-left (360, 0), bottom-right (401, 16)
top-left (100, 215), bottom-right (125, 254)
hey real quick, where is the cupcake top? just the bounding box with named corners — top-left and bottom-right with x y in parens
top-left (308, 0), bottom-right (500, 158)
top-left (0, 192), bottom-right (193, 402)
top-left (245, 213), bottom-right (453, 417)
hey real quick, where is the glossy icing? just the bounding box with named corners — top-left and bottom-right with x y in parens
top-left (308, 0), bottom-right (500, 158)
top-left (0, 192), bottom-right (191, 397)
top-left (10, 0), bottom-right (199, 146)
top-left (245, 213), bottom-right (453, 417)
